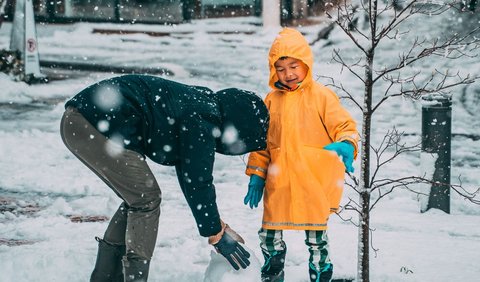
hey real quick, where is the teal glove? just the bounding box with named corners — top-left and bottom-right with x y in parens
top-left (324, 141), bottom-right (355, 173)
top-left (243, 174), bottom-right (265, 209)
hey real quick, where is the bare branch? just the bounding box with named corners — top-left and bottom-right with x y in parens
top-left (372, 36), bottom-right (426, 84)
top-left (370, 185), bottom-right (395, 210)
top-left (332, 49), bottom-right (366, 84)
top-left (345, 197), bottom-right (363, 210)
top-left (372, 70), bottom-right (478, 112)
top-left (374, 27), bottom-right (480, 84)
top-left (381, 80), bottom-right (396, 99)
top-left (384, 28), bottom-right (410, 40)
top-left (316, 75), bottom-right (363, 111)
top-left (417, 27), bottom-right (480, 58)
top-left (344, 171), bottom-right (361, 193)
top-left (345, 180), bottom-right (359, 191)
top-left (347, 172), bottom-right (360, 188)
top-left (401, 70), bottom-right (476, 100)
top-left (370, 128), bottom-right (422, 186)
top-left (335, 200), bottom-right (360, 225)
top-left (335, 212), bottom-right (358, 226)
top-left (344, 4), bottom-right (371, 41)
top-left (327, 2), bottom-right (368, 55)
top-left (370, 226), bottom-right (380, 257)
top-left (373, 176), bottom-right (480, 205)
top-left (374, 0), bottom-right (420, 45)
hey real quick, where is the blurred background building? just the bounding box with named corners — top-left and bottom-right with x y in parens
top-left (2, 0), bottom-right (330, 25)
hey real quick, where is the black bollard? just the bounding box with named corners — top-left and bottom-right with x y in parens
top-left (469, 0), bottom-right (477, 11)
top-left (421, 95), bottom-right (452, 214)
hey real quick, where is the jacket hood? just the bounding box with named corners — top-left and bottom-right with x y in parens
top-left (214, 88), bottom-right (269, 155)
top-left (268, 28), bottom-right (314, 90)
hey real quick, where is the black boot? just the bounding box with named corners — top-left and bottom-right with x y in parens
top-left (261, 248), bottom-right (286, 282)
top-left (90, 237), bottom-right (126, 282)
top-left (309, 263), bottom-right (333, 282)
top-left (123, 256), bottom-right (150, 282)
top-left (112, 245), bottom-right (126, 282)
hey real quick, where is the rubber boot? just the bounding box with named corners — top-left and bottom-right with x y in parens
top-left (111, 245), bottom-right (126, 282)
top-left (90, 237), bottom-right (126, 282)
top-left (261, 248), bottom-right (286, 282)
top-left (309, 263), bottom-right (333, 282)
top-left (123, 256), bottom-right (150, 282)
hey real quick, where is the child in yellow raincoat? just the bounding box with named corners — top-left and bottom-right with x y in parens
top-left (244, 28), bottom-right (360, 282)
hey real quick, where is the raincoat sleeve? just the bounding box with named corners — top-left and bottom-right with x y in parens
top-left (177, 114), bottom-right (222, 237)
top-left (319, 86), bottom-right (360, 158)
top-left (245, 150), bottom-right (270, 179)
top-left (245, 95), bottom-right (272, 179)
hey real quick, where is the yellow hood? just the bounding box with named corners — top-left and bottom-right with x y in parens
top-left (268, 28), bottom-right (314, 90)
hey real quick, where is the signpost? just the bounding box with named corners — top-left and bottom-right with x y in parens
top-left (10, 0), bottom-right (47, 83)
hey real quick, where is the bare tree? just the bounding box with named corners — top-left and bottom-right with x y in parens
top-left (319, 1), bottom-right (480, 281)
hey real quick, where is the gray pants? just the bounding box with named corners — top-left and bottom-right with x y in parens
top-left (60, 107), bottom-right (162, 260)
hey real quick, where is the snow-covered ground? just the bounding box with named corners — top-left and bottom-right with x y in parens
top-left (0, 6), bottom-right (479, 282)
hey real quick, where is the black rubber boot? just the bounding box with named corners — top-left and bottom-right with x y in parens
top-left (261, 248), bottom-right (286, 282)
top-left (90, 237), bottom-right (126, 282)
top-left (111, 246), bottom-right (126, 282)
top-left (309, 263), bottom-right (333, 282)
top-left (123, 257), bottom-right (150, 282)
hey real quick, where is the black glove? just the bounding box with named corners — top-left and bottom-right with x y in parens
top-left (212, 225), bottom-right (251, 270)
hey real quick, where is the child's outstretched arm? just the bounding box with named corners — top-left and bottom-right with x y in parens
top-left (318, 86), bottom-right (360, 171)
top-left (324, 141), bottom-right (355, 173)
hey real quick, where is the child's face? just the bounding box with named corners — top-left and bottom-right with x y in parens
top-left (274, 57), bottom-right (308, 90)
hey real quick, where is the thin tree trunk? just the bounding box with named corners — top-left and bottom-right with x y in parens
top-left (358, 190), bottom-right (371, 281)
top-left (358, 48), bottom-right (374, 282)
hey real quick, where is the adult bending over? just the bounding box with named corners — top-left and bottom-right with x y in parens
top-left (60, 74), bottom-right (269, 281)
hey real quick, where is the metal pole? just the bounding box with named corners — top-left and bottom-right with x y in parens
top-left (114, 0), bottom-right (120, 22)
top-left (421, 95), bottom-right (452, 214)
top-left (254, 0), bottom-right (262, 17)
top-left (46, 0), bottom-right (55, 20)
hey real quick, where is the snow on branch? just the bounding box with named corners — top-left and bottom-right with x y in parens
top-left (374, 27), bottom-right (480, 84)
top-left (373, 70), bottom-right (477, 113)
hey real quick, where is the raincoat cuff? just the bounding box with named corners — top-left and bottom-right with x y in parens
top-left (245, 166), bottom-right (267, 179)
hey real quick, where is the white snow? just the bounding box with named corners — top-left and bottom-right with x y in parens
top-left (0, 6), bottom-right (479, 282)
top-left (418, 152), bottom-right (438, 212)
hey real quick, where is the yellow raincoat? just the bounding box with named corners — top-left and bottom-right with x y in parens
top-left (246, 28), bottom-right (360, 231)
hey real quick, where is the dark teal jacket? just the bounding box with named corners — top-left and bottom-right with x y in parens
top-left (66, 74), bottom-right (268, 236)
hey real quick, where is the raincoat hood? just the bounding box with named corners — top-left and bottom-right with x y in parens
top-left (215, 88), bottom-right (269, 155)
top-left (268, 28), bottom-right (314, 90)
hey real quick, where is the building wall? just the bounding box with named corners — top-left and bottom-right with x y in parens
top-left (5, 0), bottom-right (185, 23)
top-left (3, 0), bottom-right (322, 24)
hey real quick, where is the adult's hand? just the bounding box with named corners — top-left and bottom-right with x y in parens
top-left (209, 223), bottom-right (250, 270)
